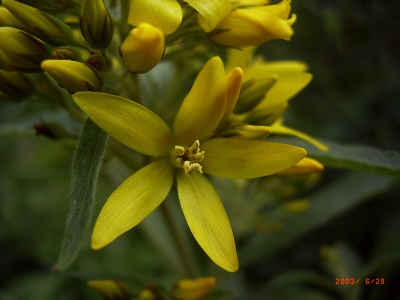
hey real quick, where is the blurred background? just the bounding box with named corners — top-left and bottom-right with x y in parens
top-left (1, 0), bottom-right (399, 299)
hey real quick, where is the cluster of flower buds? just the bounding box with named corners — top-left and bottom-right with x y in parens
top-left (0, 0), bottom-right (113, 98)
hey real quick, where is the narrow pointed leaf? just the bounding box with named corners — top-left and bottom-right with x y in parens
top-left (270, 136), bottom-right (400, 177)
top-left (53, 118), bottom-right (108, 271)
top-left (92, 159), bottom-right (173, 249)
top-left (177, 172), bottom-right (238, 272)
top-left (201, 138), bottom-right (306, 179)
top-left (73, 92), bottom-right (173, 156)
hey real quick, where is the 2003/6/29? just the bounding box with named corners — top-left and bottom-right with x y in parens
top-left (335, 278), bottom-right (385, 284)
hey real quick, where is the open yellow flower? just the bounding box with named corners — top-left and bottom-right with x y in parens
top-left (128, 0), bottom-right (231, 34)
top-left (72, 57), bottom-right (306, 272)
top-left (203, 0), bottom-right (296, 48)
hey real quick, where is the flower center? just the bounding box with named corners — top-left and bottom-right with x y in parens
top-left (174, 140), bottom-right (205, 176)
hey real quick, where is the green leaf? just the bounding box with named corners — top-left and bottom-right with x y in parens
top-left (269, 137), bottom-right (400, 177)
top-left (53, 118), bottom-right (108, 271)
top-left (239, 172), bottom-right (395, 266)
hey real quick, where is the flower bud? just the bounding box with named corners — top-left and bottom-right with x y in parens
top-left (275, 157), bottom-right (324, 176)
top-left (171, 277), bottom-right (216, 300)
top-left (119, 23), bottom-right (164, 74)
top-left (204, 0), bottom-right (296, 48)
top-left (0, 69), bottom-right (33, 97)
top-left (220, 124), bottom-right (272, 140)
top-left (52, 46), bottom-right (82, 61)
top-left (234, 76), bottom-right (277, 114)
top-left (0, 6), bottom-right (25, 29)
top-left (2, 0), bottom-right (73, 46)
top-left (244, 102), bottom-right (288, 126)
top-left (41, 60), bottom-right (103, 94)
top-left (0, 27), bottom-right (51, 72)
top-left (80, 0), bottom-right (114, 49)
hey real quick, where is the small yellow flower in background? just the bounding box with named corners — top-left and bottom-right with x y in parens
top-left (41, 60), bottom-right (103, 94)
top-left (87, 280), bottom-right (132, 300)
top-left (203, 0), bottom-right (296, 48)
top-left (171, 277), bottom-right (216, 300)
top-left (119, 23), bottom-right (165, 74)
top-left (224, 48), bottom-right (329, 151)
top-left (128, 0), bottom-right (231, 34)
top-left (275, 157), bottom-right (324, 176)
top-left (72, 57), bottom-right (306, 272)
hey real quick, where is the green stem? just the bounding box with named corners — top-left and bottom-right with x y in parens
top-left (160, 198), bottom-right (199, 278)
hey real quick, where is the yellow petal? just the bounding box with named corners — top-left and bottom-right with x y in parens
top-left (271, 123), bottom-right (329, 151)
top-left (192, 0), bottom-right (231, 32)
top-left (173, 57), bottom-right (227, 146)
top-left (128, 0), bottom-right (182, 34)
top-left (92, 159), bottom-right (173, 249)
top-left (225, 47), bottom-right (256, 71)
top-left (201, 138), bottom-right (306, 178)
top-left (73, 92), bottom-right (173, 156)
top-left (224, 67), bottom-right (243, 118)
top-left (256, 73), bottom-right (313, 109)
top-left (177, 172), bottom-right (238, 272)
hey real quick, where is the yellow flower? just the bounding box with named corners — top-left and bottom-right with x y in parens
top-left (128, 0), bottom-right (232, 34)
top-left (72, 57), bottom-right (306, 272)
top-left (203, 0), bottom-right (296, 48)
top-left (224, 48), bottom-right (329, 151)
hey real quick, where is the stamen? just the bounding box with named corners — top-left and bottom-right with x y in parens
top-left (174, 140), bottom-right (205, 176)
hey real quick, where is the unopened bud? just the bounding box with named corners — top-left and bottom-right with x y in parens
top-left (171, 277), bottom-right (216, 300)
top-left (80, 0), bottom-right (114, 49)
top-left (3, 0), bottom-right (73, 46)
top-left (0, 69), bottom-right (33, 97)
top-left (275, 157), bottom-right (324, 176)
top-left (0, 6), bottom-right (25, 29)
top-left (41, 60), bottom-right (103, 94)
top-left (0, 27), bottom-right (51, 72)
top-left (234, 76), bottom-right (277, 114)
top-left (52, 46), bottom-right (82, 61)
top-left (15, 0), bottom-right (79, 12)
top-left (245, 102), bottom-right (288, 125)
top-left (205, 0), bottom-right (296, 48)
top-left (119, 23), bottom-right (164, 74)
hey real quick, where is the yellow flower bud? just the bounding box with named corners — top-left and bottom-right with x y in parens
top-left (171, 277), bottom-right (216, 300)
top-left (275, 157), bottom-right (324, 176)
top-left (0, 27), bottom-right (51, 72)
top-left (2, 0), bottom-right (73, 46)
top-left (41, 60), bottom-right (103, 94)
top-left (0, 6), bottom-right (25, 29)
top-left (205, 0), bottom-right (296, 48)
top-left (119, 23), bottom-right (165, 74)
top-left (245, 102), bottom-right (288, 125)
top-left (80, 0), bottom-right (114, 49)
top-left (0, 69), bottom-right (33, 98)
top-left (220, 124), bottom-right (272, 140)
